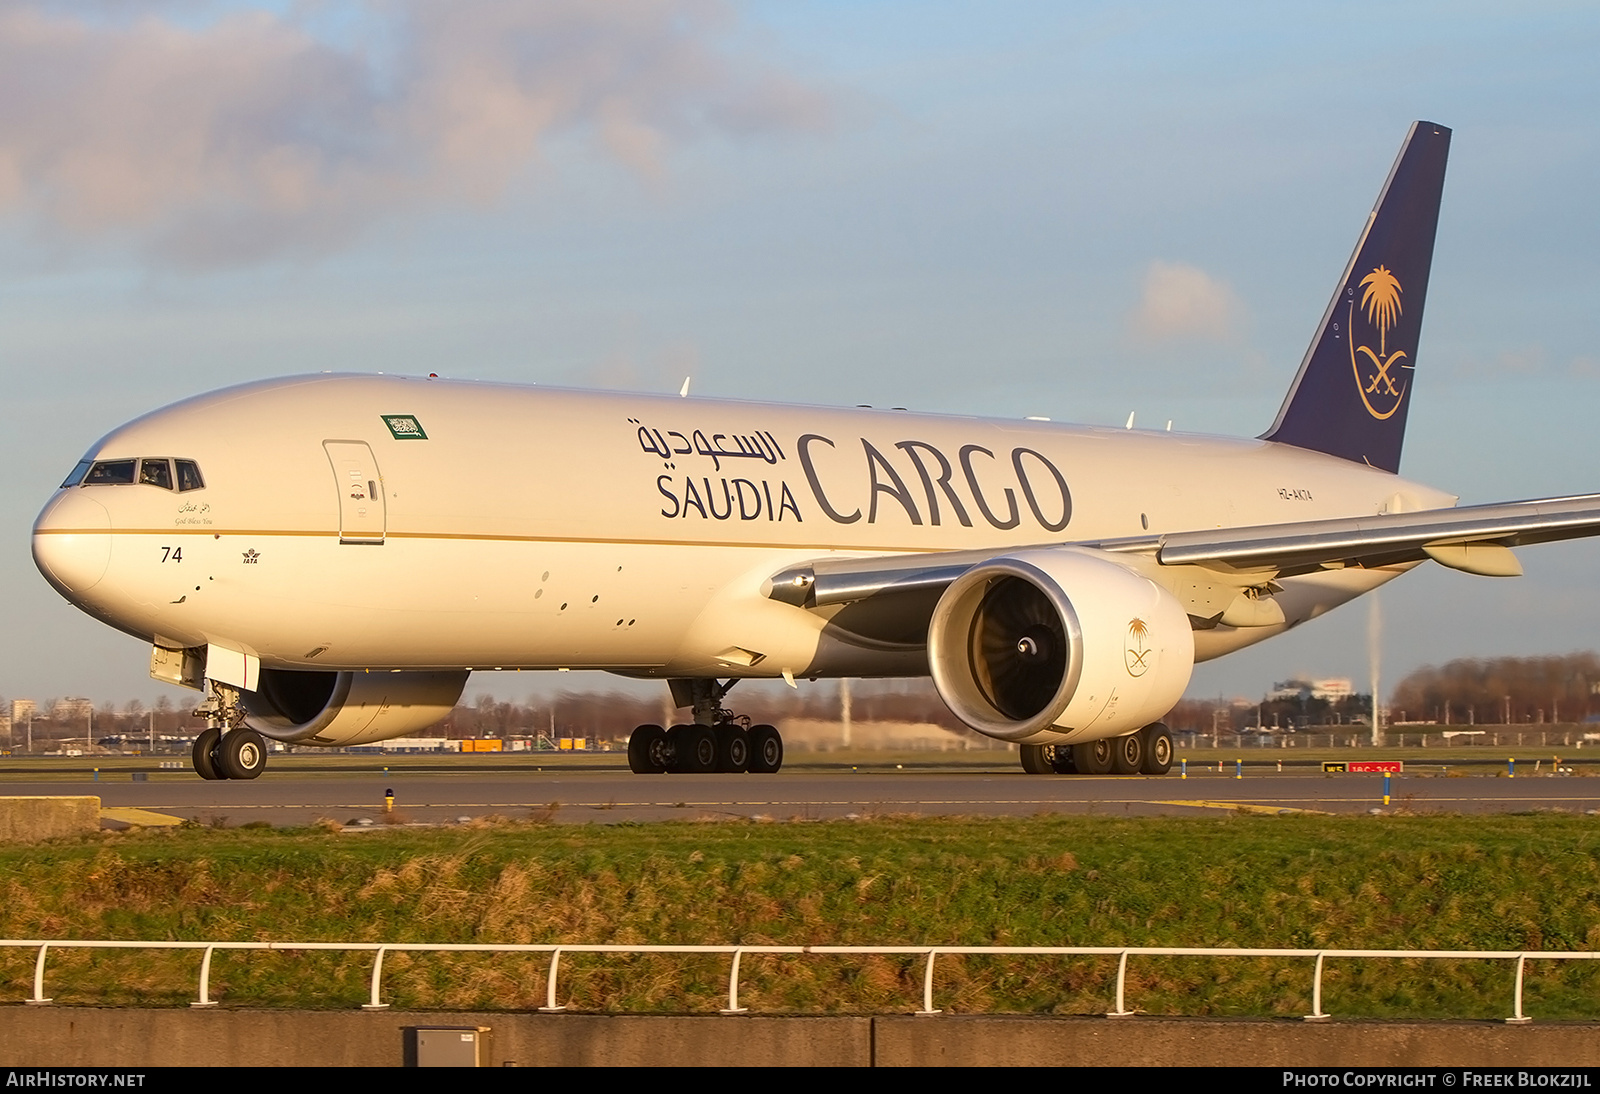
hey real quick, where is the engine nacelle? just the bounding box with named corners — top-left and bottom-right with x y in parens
top-left (240, 668), bottom-right (469, 747)
top-left (927, 548), bottom-right (1193, 744)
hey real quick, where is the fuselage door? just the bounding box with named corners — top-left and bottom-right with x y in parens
top-left (324, 440), bottom-right (386, 544)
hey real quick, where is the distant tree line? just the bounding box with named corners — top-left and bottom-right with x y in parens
top-left (443, 680), bottom-right (969, 741)
top-left (2, 680), bottom-right (974, 750)
top-left (1388, 652), bottom-right (1600, 725)
top-left (1165, 693), bottom-right (1376, 735)
top-left (2, 694), bottom-right (196, 749)
top-left (9, 653), bottom-right (1596, 752)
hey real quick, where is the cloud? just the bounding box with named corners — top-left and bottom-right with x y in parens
top-left (1128, 260), bottom-right (1244, 342)
top-left (0, 1), bottom-right (831, 265)
top-left (1446, 346), bottom-right (1600, 382)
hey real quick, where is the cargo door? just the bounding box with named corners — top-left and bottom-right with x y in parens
top-left (324, 440), bottom-right (386, 544)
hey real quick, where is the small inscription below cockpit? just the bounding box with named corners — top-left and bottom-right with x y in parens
top-left (176, 501), bottom-right (212, 527)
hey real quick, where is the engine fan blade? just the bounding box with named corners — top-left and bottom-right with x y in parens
top-left (969, 577), bottom-right (1067, 720)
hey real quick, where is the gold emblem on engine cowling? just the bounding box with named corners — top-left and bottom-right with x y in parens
top-left (1125, 618), bottom-right (1150, 677)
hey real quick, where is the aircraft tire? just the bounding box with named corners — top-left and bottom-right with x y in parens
top-left (1140, 723), bottom-right (1174, 775)
top-left (215, 728), bottom-right (267, 780)
top-left (192, 727), bottom-right (222, 780)
top-left (628, 724), bottom-right (668, 774)
top-left (675, 724), bottom-right (718, 773)
top-left (664, 724), bottom-right (691, 772)
top-left (749, 724), bottom-right (783, 774)
top-left (1072, 738), bottom-right (1114, 775)
top-left (1110, 732), bottom-right (1144, 775)
top-left (1020, 744), bottom-right (1053, 774)
top-left (715, 724), bottom-right (750, 773)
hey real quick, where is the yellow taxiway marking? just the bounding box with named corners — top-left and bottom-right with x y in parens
top-left (1152, 800), bottom-right (1330, 816)
top-left (100, 806), bottom-right (187, 826)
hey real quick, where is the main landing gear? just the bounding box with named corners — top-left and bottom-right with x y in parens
top-left (1019, 722), bottom-right (1173, 777)
top-left (190, 683), bottom-right (268, 780)
top-left (628, 678), bottom-right (784, 775)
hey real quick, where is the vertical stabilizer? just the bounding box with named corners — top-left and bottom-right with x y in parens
top-left (1262, 122), bottom-right (1451, 473)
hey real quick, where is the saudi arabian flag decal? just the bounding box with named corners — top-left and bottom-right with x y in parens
top-left (382, 414), bottom-right (428, 440)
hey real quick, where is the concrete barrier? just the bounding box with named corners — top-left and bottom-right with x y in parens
top-left (0, 796), bottom-right (100, 842)
top-left (1, 1009), bottom-right (871, 1067)
top-left (873, 1015), bottom-right (1600, 1067)
top-left (5, 1008), bottom-right (1600, 1067)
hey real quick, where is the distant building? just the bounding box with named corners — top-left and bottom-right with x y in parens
top-left (54, 697), bottom-right (93, 722)
top-left (1313, 678), bottom-right (1354, 701)
top-left (1268, 678), bottom-right (1354, 703)
top-left (6, 700), bottom-right (33, 741)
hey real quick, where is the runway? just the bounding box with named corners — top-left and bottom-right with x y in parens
top-left (5, 761), bottom-right (1598, 826)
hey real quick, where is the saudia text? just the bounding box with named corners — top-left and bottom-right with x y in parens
top-left (636, 419), bottom-right (1072, 532)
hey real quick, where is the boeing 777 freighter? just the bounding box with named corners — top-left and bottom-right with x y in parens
top-left (32, 122), bottom-right (1600, 780)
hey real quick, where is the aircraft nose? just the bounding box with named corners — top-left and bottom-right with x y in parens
top-left (33, 490), bottom-right (112, 596)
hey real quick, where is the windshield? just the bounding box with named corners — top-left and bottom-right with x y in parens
top-left (70, 457), bottom-right (206, 491)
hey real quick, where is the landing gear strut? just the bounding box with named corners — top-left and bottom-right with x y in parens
top-left (626, 678), bottom-right (784, 774)
top-left (1019, 722), bottom-right (1174, 777)
top-left (190, 683), bottom-right (268, 780)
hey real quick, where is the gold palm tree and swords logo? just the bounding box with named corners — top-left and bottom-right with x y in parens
top-left (1350, 265), bottom-right (1409, 420)
top-left (1125, 618), bottom-right (1151, 678)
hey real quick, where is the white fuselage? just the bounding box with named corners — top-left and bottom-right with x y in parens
top-left (32, 374), bottom-right (1453, 683)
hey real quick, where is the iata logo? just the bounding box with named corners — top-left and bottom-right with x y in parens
top-left (1349, 265), bottom-right (1409, 420)
top-left (1125, 618), bottom-right (1150, 678)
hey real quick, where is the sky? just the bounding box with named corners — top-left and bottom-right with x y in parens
top-left (2, 1), bottom-right (1598, 712)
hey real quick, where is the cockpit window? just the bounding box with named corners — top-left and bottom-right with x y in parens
top-left (84, 459), bottom-right (136, 485)
top-left (175, 460), bottom-right (205, 492)
top-left (140, 458), bottom-right (173, 490)
top-left (60, 459), bottom-right (93, 489)
top-left (73, 456), bottom-right (205, 490)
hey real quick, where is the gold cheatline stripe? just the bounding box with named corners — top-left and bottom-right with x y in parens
top-left (33, 526), bottom-right (1015, 555)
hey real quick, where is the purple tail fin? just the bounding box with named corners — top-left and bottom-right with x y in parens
top-left (1262, 122), bottom-right (1451, 473)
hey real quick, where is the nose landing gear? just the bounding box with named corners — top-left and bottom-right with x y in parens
top-left (190, 683), bottom-right (268, 780)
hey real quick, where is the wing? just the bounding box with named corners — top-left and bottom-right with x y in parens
top-left (1148, 493), bottom-right (1600, 577)
top-left (765, 493), bottom-right (1600, 614)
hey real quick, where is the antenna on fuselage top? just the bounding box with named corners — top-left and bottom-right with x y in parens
top-left (679, 377), bottom-right (692, 397)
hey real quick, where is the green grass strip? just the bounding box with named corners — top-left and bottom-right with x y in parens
top-left (4, 813), bottom-right (1599, 1017)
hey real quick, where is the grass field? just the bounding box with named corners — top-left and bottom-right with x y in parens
top-left (4, 812), bottom-right (1600, 1018)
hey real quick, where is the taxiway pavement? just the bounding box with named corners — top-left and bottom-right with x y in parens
top-left (4, 763), bottom-right (1595, 827)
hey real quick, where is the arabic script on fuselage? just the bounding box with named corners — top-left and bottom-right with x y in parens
top-left (631, 417), bottom-right (1073, 534)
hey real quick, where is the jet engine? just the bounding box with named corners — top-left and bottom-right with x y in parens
top-left (927, 548), bottom-right (1193, 744)
top-left (239, 668), bottom-right (469, 747)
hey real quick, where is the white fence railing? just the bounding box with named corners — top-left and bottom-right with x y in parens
top-left (5, 939), bottom-right (1595, 1021)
